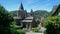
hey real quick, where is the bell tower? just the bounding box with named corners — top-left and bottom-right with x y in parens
top-left (18, 2), bottom-right (25, 18)
top-left (30, 9), bottom-right (34, 16)
top-left (19, 2), bottom-right (24, 10)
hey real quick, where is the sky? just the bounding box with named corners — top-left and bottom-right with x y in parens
top-left (0, 0), bottom-right (60, 12)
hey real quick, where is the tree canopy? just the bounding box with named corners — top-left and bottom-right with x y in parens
top-left (0, 4), bottom-right (14, 34)
top-left (43, 16), bottom-right (60, 34)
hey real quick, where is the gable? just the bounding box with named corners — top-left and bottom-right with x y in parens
top-left (51, 4), bottom-right (60, 16)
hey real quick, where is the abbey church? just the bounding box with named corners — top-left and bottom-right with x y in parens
top-left (13, 3), bottom-right (36, 31)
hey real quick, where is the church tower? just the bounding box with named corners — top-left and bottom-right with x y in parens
top-left (19, 2), bottom-right (24, 10)
top-left (18, 2), bottom-right (25, 18)
top-left (30, 9), bottom-right (34, 16)
top-left (25, 10), bottom-right (28, 17)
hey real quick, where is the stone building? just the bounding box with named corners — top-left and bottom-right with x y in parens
top-left (13, 3), bottom-right (36, 31)
top-left (18, 3), bottom-right (27, 18)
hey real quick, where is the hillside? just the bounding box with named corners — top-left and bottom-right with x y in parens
top-left (10, 10), bottom-right (49, 19)
top-left (10, 10), bottom-right (18, 17)
top-left (34, 10), bottom-right (49, 19)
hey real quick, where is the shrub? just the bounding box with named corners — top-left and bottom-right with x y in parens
top-left (10, 21), bottom-right (17, 34)
top-left (17, 29), bottom-right (26, 34)
top-left (32, 27), bottom-right (42, 33)
top-left (43, 16), bottom-right (60, 34)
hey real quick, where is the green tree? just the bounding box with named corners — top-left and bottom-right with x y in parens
top-left (0, 5), bottom-right (14, 34)
top-left (43, 16), bottom-right (60, 34)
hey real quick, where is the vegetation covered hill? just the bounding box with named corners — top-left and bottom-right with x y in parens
top-left (34, 10), bottom-right (49, 19)
top-left (10, 10), bottom-right (49, 19)
top-left (10, 10), bottom-right (18, 17)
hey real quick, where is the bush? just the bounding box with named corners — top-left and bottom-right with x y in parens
top-left (32, 27), bottom-right (42, 33)
top-left (10, 21), bottom-right (17, 34)
top-left (43, 16), bottom-right (60, 34)
top-left (17, 29), bottom-right (26, 34)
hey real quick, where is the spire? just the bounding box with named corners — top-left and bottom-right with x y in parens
top-left (25, 9), bottom-right (28, 17)
top-left (19, 2), bottom-right (24, 10)
top-left (30, 9), bottom-right (34, 16)
top-left (25, 9), bottom-right (27, 14)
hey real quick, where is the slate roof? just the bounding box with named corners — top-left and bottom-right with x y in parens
top-left (51, 4), bottom-right (60, 16)
top-left (21, 20), bottom-right (33, 22)
top-left (24, 16), bottom-right (33, 19)
top-left (21, 16), bottom-right (33, 22)
top-left (13, 17), bottom-right (22, 19)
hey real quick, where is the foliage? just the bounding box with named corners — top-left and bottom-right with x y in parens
top-left (17, 29), bottom-right (26, 34)
top-left (10, 21), bottom-right (18, 34)
top-left (43, 16), bottom-right (60, 34)
top-left (0, 5), bottom-right (25, 34)
top-left (0, 4), bottom-right (14, 34)
top-left (32, 27), bottom-right (42, 33)
top-left (34, 10), bottom-right (49, 19)
top-left (10, 10), bottom-right (18, 17)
